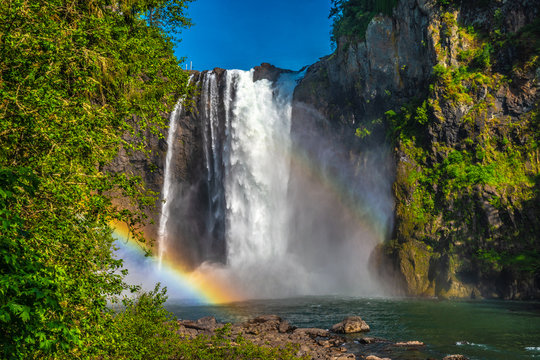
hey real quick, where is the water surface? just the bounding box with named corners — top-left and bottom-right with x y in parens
top-left (166, 296), bottom-right (540, 360)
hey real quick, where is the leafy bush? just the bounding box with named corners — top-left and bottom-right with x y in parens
top-left (0, 0), bottom-right (193, 358)
top-left (64, 285), bottom-right (309, 360)
top-left (470, 43), bottom-right (493, 70)
top-left (99, 285), bottom-right (184, 360)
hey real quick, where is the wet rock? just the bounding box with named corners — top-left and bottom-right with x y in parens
top-left (332, 354), bottom-right (356, 359)
top-left (319, 339), bottom-right (332, 348)
top-left (295, 327), bottom-right (330, 337)
top-left (176, 325), bottom-right (199, 338)
top-left (278, 319), bottom-right (294, 333)
top-left (179, 316), bottom-right (223, 332)
top-left (178, 315), bottom-right (355, 360)
top-left (332, 316), bottom-right (370, 333)
top-left (442, 356), bottom-right (468, 360)
top-left (365, 355), bottom-right (392, 360)
top-left (358, 337), bottom-right (387, 344)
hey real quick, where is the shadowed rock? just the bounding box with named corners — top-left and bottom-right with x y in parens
top-left (253, 62), bottom-right (293, 82)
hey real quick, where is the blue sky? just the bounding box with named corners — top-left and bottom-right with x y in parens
top-left (175, 0), bottom-right (333, 71)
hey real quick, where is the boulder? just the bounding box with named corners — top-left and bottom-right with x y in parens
top-left (442, 356), bottom-right (468, 360)
top-left (331, 316), bottom-right (370, 333)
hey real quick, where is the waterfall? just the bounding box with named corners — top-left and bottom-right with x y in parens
top-left (157, 99), bottom-right (183, 270)
top-left (224, 70), bottom-right (294, 266)
top-left (160, 69), bottom-right (389, 298)
top-left (200, 72), bottom-right (227, 262)
top-left (158, 75), bottom-right (193, 269)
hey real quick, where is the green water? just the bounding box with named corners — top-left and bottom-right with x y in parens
top-left (166, 297), bottom-right (540, 360)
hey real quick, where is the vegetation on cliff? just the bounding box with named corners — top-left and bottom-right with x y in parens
top-left (340, 0), bottom-right (539, 298)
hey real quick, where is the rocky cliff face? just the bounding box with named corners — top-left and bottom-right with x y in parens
top-left (294, 0), bottom-right (539, 299)
top-left (105, 71), bottom-right (210, 266)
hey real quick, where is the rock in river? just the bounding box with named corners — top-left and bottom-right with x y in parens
top-left (331, 316), bottom-right (370, 334)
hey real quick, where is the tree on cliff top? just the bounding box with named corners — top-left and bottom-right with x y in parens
top-left (329, 0), bottom-right (398, 44)
top-left (136, 0), bottom-right (194, 39)
top-left (0, 0), bottom-right (191, 358)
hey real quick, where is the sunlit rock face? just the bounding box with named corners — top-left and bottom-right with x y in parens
top-left (294, 0), bottom-right (433, 131)
top-left (293, 0), bottom-right (540, 299)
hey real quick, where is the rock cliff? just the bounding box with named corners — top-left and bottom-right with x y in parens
top-left (294, 0), bottom-right (539, 299)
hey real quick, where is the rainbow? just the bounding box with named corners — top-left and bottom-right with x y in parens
top-left (112, 222), bottom-right (240, 305)
top-left (288, 143), bottom-right (391, 242)
top-left (111, 143), bottom-right (390, 304)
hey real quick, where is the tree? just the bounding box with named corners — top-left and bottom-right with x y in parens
top-left (329, 0), bottom-right (398, 44)
top-left (0, 0), bottom-right (191, 358)
top-left (138, 0), bottom-right (194, 40)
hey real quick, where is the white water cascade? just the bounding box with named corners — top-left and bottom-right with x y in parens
top-left (157, 100), bottom-right (183, 269)
top-left (158, 75), bottom-right (193, 269)
top-left (158, 69), bottom-right (391, 299)
top-left (226, 71), bottom-right (293, 264)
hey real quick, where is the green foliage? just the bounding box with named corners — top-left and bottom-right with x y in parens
top-left (387, 92), bottom-right (538, 279)
top-left (441, 11), bottom-right (457, 37)
top-left (470, 43), bottom-right (493, 70)
top-left (100, 284), bottom-right (182, 360)
top-left (437, 0), bottom-right (453, 6)
top-left (134, 0), bottom-right (194, 40)
top-left (384, 100), bottom-right (432, 144)
top-left (355, 127), bottom-right (372, 139)
top-left (329, 0), bottom-right (398, 44)
top-left (431, 62), bottom-right (494, 104)
top-left (0, 0), bottom-right (192, 358)
top-left (174, 329), bottom-right (308, 360)
top-left (63, 285), bottom-right (309, 360)
top-left (414, 101), bottom-right (429, 125)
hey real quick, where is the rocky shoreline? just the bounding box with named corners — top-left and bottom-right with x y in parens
top-left (177, 315), bottom-right (467, 360)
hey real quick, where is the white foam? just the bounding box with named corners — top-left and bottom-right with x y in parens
top-left (456, 341), bottom-right (489, 349)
